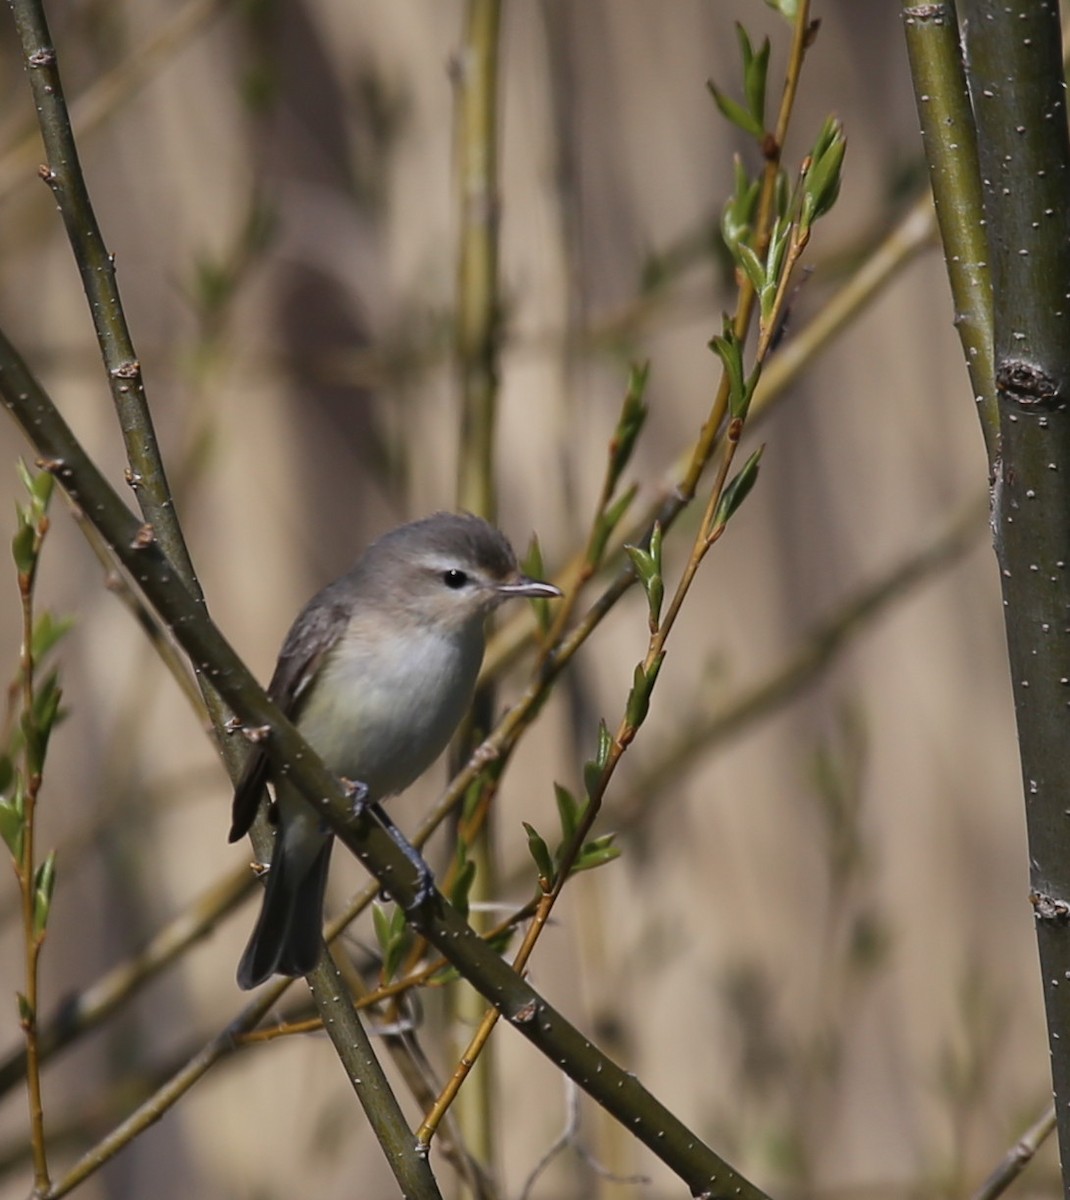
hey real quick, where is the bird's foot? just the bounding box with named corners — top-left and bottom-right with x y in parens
top-left (366, 800), bottom-right (438, 914)
top-left (340, 776), bottom-right (371, 817)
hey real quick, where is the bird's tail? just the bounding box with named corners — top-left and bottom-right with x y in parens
top-left (236, 836), bottom-right (333, 990)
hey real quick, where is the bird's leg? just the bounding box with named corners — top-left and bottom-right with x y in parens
top-left (368, 802), bottom-right (437, 911)
top-left (339, 778), bottom-right (435, 908)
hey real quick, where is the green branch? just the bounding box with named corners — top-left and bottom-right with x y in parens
top-left (914, 0), bottom-right (1070, 1186)
top-left (902, 4), bottom-right (996, 454)
top-left (7, 0), bottom-right (203, 604)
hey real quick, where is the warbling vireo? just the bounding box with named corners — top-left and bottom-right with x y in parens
top-left (229, 512), bottom-right (561, 989)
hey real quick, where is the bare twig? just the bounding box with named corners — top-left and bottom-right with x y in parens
top-left (969, 1105), bottom-right (1056, 1200)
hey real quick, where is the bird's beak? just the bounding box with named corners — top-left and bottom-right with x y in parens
top-left (496, 575), bottom-right (563, 600)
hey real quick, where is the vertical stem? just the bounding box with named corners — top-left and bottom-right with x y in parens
top-left (452, 1), bottom-right (503, 1188)
top-left (902, 3), bottom-right (996, 456)
top-left (958, 0), bottom-right (1070, 1186)
top-left (306, 953), bottom-right (444, 1200)
top-left (455, 0), bottom-right (503, 521)
top-left (17, 543), bottom-right (49, 1195)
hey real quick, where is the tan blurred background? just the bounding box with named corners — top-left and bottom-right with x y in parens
top-left (0, 2), bottom-right (1050, 1198)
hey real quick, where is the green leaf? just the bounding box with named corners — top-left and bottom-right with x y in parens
top-left (553, 782), bottom-right (580, 841)
top-left (572, 835), bottom-right (621, 874)
top-left (645, 575), bottom-right (664, 633)
top-left (582, 756), bottom-right (601, 801)
top-left (33, 850), bottom-right (56, 935)
top-left (583, 720), bottom-right (614, 799)
top-left (16, 459), bottom-right (34, 496)
top-left (523, 821), bottom-right (554, 882)
top-left (624, 522), bottom-right (664, 629)
top-left (739, 28), bottom-right (771, 131)
top-left (736, 242), bottom-right (766, 295)
top-left (521, 534), bottom-right (544, 584)
top-left (382, 928), bottom-right (411, 983)
top-left (706, 80), bottom-right (764, 139)
top-left (372, 900), bottom-right (390, 950)
top-left (624, 543), bottom-right (655, 588)
top-left (758, 218), bottom-right (792, 325)
top-left (606, 364), bottom-right (650, 496)
top-left (595, 719), bottom-right (613, 771)
top-left (33, 673), bottom-right (63, 736)
top-left (31, 468), bottom-right (54, 510)
top-left (0, 787), bottom-right (25, 860)
top-left (372, 901), bottom-right (411, 982)
top-left (11, 520), bottom-right (35, 576)
top-left (803, 117), bottom-right (846, 224)
top-left (21, 713), bottom-right (43, 778)
top-left (18, 460), bottom-right (53, 522)
top-left (590, 483), bottom-right (638, 567)
top-left (0, 755), bottom-right (13, 795)
top-left (713, 446), bottom-right (764, 531)
top-left (521, 536), bottom-right (554, 634)
top-left (648, 521), bottom-right (663, 570)
top-left (17, 992), bottom-right (32, 1024)
top-left (722, 158), bottom-right (760, 255)
top-left (428, 963), bottom-right (461, 986)
top-left (644, 522), bottom-right (665, 624)
top-left (764, 0), bottom-right (799, 19)
top-left (31, 612), bottom-right (73, 664)
top-left (769, 216), bottom-right (791, 276)
top-left (625, 653), bottom-right (665, 729)
top-left (710, 318), bottom-right (750, 418)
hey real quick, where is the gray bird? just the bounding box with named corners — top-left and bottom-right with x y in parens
top-left (230, 512), bottom-right (560, 989)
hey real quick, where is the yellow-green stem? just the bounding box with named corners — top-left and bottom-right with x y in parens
top-left (17, 544), bottom-right (49, 1195)
top-left (452, 0), bottom-right (503, 1185)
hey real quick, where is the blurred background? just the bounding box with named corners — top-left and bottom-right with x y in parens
top-left (0, 1), bottom-right (1051, 1197)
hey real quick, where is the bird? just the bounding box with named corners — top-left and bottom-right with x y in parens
top-left (229, 512), bottom-right (561, 989)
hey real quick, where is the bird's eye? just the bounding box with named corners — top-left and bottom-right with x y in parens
top-left (443, 569), bottom-right (469, 589)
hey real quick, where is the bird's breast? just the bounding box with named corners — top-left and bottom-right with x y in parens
top-left (295, 622), bottom-right (484, 800)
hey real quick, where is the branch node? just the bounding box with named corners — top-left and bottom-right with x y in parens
top-left (1030, 889), bottom-right (1070, 921)
top-left (511, 999), bottom-right (538, 1025)
top-left (129, 523), bottom-right (154, 550)
top-left (997, 359), bottom-right (1058, 409)
top-left (903, 4), bottom-right (948, 21)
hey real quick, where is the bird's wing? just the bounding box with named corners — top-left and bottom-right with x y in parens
top-left (228, 592), bottom-right (352, 843)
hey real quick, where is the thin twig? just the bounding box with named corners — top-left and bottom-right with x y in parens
top-left (969, 1104), bottom-right (1056, 1200)
top-left (902, 2), bottom-right (996, 453)
top-left (449, 0), bottom-right (504, 1174)
top-left (15, 503), bottom-right (50, 1194)
top-left (7, 0), bottom-right (205, 608)
top-left (0, 864), bottom-right (254, 1097)
top-left (0, 0), bottom-right (225, 206)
